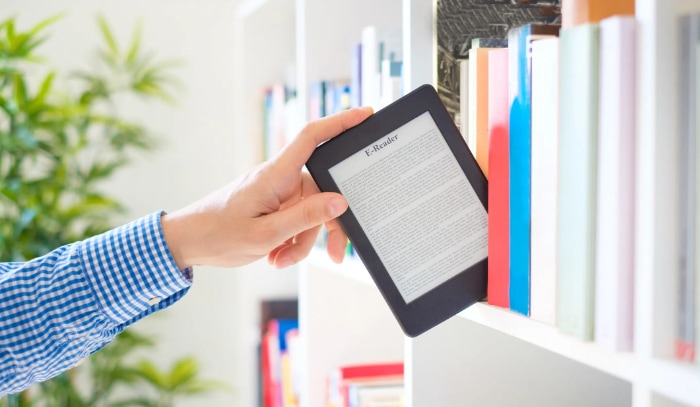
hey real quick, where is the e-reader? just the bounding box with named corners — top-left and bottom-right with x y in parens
top-left (306, 84), bottom-right (488, 337)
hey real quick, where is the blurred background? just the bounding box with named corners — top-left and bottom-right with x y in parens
top-left (1, 0), bottom-right (299, 406)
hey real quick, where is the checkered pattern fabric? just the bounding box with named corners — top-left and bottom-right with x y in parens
top-left (0, 211), bottom-right (192, 395)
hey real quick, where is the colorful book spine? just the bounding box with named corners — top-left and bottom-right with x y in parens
top-left (594, 16), bottom-right (636, 352)
top-left (557, 23), bottom-right (600, 341)
top-left (487, 48), bottom-right (510, 309)
top-left (677, 14), bottom-right (700, 362)
top-left (508, 23), bottom-right (559, 316)
top-left (530, 37), bottom-right (560, 325)
top-left (468, 47), bottom-right (492, 175)
top-left (470, 38), bottom-right (506, 178)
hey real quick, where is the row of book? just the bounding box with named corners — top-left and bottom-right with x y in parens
top-left (467, 0), bottom-right (700, 364)
top-left (259, 308), bottom-right (403, 407)
top-left (262, 25), bottom-right (403, 160)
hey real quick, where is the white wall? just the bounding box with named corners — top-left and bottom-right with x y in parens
top-left (3, 1), bottom-right (298, 406)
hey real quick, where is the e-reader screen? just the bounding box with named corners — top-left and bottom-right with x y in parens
top-left (328, 111), bottom-right (488, 303)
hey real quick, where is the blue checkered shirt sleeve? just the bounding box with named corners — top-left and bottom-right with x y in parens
top-left (0, 211), bottom-right (192, 396)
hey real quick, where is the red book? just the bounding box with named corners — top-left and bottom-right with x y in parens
top-left (327, 362), bottom-right (403, 407)
top-left (487, 48), bottom-right (510, 308)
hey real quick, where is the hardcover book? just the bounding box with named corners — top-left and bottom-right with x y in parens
top-left (557, 23), bottom-right (600, 340)
top-left (594, 16), bottom-right (636, 352)
top-left (508, 23), bottom-right (560, 316)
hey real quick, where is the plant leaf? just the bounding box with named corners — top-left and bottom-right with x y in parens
top-left (126, 20), bottom-right (142, 67)
top-left (97, 14), bottom-right (118, 58)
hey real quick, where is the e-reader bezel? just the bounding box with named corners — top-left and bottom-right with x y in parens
top-left (306, 84), bottom-right (488, 337)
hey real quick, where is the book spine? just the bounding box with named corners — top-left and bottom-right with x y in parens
top-left (594, 16), bottom-right (636, 352)
top-left (350, 43), bottom-right (362, 109)
top-left (508, 24), bottom-right (558, 315)
top-left (696, 40), bottom-right (700, 367)
top-left (530, 37), bottom-right (560, 325)
top-left (459, 59), bottom-right (469, 144)
top-left (475, 48), bottom-right (492, 178)
top-left (696, 39), bottom-right (700, 367)
top-left (557, 23), bottom-right (600, 341)
top-left (487, 48), bottom-right (510, 308)
top-left (468, 50), bottom-right (478, 155)
top-left (677, 14), bottom-right (700, 362)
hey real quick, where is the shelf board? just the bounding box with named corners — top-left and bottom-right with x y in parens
top-left (308, 250), bottom-right (639, 383)
top-left (458, 303), bottom-right (637, 382)
top-left (645, 358), bottom-right (700, 406)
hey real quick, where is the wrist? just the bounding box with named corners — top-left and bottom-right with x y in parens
top-left (161, 210), bottom-right (195, 270)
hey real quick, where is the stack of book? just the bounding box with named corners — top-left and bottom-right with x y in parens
top-left (326, 362), bottom-right (404, 407)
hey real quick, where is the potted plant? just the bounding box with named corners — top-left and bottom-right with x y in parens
top-left (0, 15), bottom-right (224, 406)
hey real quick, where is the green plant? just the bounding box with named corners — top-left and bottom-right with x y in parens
top-left (0, 14), bottom-right (222, 407)
top-left (1, 330), bottom-right (225, 407)
top-left (0, 14), bottom-right (179, 261)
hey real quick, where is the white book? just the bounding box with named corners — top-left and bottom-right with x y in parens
top-left (468, 50), bottom-right (477, 154)
top-left (361, 26), bottom-right (380, 110)
top-left (530, 37), bottom-right (560, 325)
top-left (459, 59), bottom-right (469, 144)
top-left (361, 26), bottom-right (401, 111)
top-left (696, 41), bottom-right (700, 366)
top-left (594, 16), bottom-right (636, 352)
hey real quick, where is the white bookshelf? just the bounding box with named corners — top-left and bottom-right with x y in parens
top-left (235, 0), bottom-right (700, 405)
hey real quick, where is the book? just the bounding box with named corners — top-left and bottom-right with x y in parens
top-left (459, 59), bottom-right (469, 144)
top-left (351, 43), bottom-right (363, 109)
top-left (347, 383), bottom-right (403, 407)
top-left (468, 47), bottom-right (492, 168)
top-left (327, 362), bottom-right (403, 407)
top-left (508, 23), bottom-right (560, 316)
top-left (696, 40), bottom-right (700, 367)
top-left (557, 23), bottom-right (600, 341)
top-left (361, 26), bottom-right (401, 110)
top-left (469, 38), bottom-right (506, 177)
top-left (487, 48), bottom-right (510, 309)
top-left (594, 16), bottom-right (636, 352)
top-left (561, 0), bottom-right (636, 29)
top-left (530, 37), bottom-right (560, 326)
top-left (677, 14), bottom-right (700, 362)
top-left (262, 319), bottom-right (299, 407)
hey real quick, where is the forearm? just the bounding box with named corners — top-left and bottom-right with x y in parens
top-left (0, 212), bottom-right (191, 396)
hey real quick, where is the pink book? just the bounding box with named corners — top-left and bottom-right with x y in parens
top-left (487, 48), bottom-right (510, 308)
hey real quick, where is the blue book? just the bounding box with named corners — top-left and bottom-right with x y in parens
top-left (508, 23), bottom-right (559, 316)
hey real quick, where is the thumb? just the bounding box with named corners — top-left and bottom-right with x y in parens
top-left (266, 192), bottom-right (348, 241)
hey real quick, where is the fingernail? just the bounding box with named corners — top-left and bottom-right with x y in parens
top-left (360, 106), bottom-right (374, 114)
top-left (329, 197), bottom-right (347, 217)
top-left (277, 256), bottom-right (294, 268)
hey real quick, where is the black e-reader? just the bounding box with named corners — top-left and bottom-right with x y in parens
top-left (306, 84), bottom-right (488, 337)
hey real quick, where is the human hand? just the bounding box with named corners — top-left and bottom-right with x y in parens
top-left (161, 106), bottom-right (374, 269)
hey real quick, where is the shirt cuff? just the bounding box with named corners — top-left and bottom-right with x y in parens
top-left (79, 211), bottom-right (193, 325)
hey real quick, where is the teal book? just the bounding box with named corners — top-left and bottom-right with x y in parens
top-left (507, 23), bottom-right (559, 316)
top-left (557, 23), bottom-right (600, 341)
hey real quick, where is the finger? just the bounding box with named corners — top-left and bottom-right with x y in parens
top-left (271, 224), bottom-right (322, 268)
top-left (274, 106), bottom-right (373, 173)
top-left (267, 240), bottom-right (291, 264)
top-left (263, 192), bottom-right (348, 245)
top-left (325, 219), bottom-right (348, 263)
